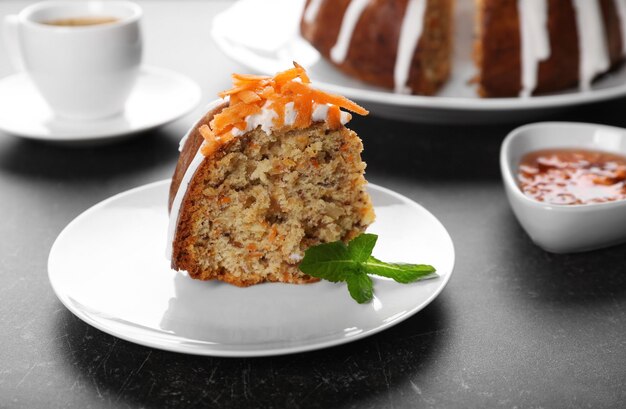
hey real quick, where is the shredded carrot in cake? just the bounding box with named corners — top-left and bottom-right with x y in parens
top-left (201, 62), bottom-right (368, 156)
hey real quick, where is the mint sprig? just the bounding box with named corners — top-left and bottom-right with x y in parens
top-left (299, 233), bottom-right (437, 304)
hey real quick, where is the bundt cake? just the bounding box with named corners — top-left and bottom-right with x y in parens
top-left (475, 0), bottom-right (626, 97)
top-left (166, 64), bottom-right (375, 287)
top-left (301, 0), bottom-right (626, 97)
top-left (300, 0), bottom-right (454, 95)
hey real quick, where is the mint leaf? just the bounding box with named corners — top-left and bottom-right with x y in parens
top-left (298, 233), bottom-right (438, 303)
top-left (298, 241), bottom-right (359, 282)
top-left (363, 257), bottom-right (437, 283)
top-left (347, 233), bottom-right (377, 262)
top-left (346, 273), bottom-right (373, 304)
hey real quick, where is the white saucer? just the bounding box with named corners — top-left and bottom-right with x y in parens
top-left (48, 180), bottom-right (455, 357)
top-left (212, 0), bottom-right (626, 123)
top-left (0, 66), bottom-right (201, 143)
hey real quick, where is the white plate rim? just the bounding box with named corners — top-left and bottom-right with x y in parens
top-left (0, 65), bottom-right (202, 142)
top-left (48, 180), bottom-right (455, 357)
top-left (211, 1), bottom-right (626, 112)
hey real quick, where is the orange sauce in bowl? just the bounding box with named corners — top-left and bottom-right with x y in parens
top-left (517, 149), bottom-right (626, 205)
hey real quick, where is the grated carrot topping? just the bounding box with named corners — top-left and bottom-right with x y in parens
top-left (273, 62), bottom-right (310, 88)
top-left (231, 123), bottom-right (244, 133)
top-left (327, 105), bottom-right (342, 130)
top-left (202, 62), bottom-right (368, 156)
top-left (211, 103), bottom-right (262, 135)
top-left (237, 89), bottom-right (262, 104)
top-left (232, 73), bottom-right (271, 82)
top-left (293, 94), bottom-right (310, 128)
top-left (198, 124), bottom-right (213, 140)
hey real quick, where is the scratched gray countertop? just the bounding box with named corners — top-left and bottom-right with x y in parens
top-left (1, 1), bottom-right (626, 408)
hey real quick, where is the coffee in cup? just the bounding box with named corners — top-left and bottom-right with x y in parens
top-left (41, 16), bottom-right (120, 27)
top-left (3, 1), bottom-right (143, 120)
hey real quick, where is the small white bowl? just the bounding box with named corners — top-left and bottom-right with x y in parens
top-left (500, 122), bottom-right (626, 253)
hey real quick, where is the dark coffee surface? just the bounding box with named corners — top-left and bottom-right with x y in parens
top-left (1, 1), bottom-right (625, 408)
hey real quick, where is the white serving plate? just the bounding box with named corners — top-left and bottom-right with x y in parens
top-left (501, 122), bottom-right (626, 253)
top-left (211, 0), bottom-right (626, 123)
top-left (48, 180), bottom-right (455, 357)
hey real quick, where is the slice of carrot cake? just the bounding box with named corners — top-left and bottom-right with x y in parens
top-left (166, 64), bottom-right (375, 287)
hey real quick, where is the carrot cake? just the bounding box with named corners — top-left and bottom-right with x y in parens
top-left (166, 63), bottom-right (375, 286)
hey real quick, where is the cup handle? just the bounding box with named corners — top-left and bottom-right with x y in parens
top-left (3, 15), bottom-right (24, 72)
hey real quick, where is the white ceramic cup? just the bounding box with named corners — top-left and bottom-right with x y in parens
top-left (3, 1), bottom-right (143, 120)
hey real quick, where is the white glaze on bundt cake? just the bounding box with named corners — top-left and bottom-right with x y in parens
top-left (166, 64), bottom-right (375, 287)
top-left (475, 0), bottom-right (626, 97)
top-left (301, 0), bottom-right (454, 95)
top-left (301, 0), bottom-right (626, 97)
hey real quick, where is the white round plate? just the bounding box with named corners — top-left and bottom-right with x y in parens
top-left (0, 66), bottom-right (201, 143)
top-left (212, 0), bottom-right (626, 123)
top-left (48, 180), bottom-right (455, 357)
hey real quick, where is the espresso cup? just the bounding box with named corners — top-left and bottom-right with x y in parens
top-left (3, 1), bottom-right (143, 120)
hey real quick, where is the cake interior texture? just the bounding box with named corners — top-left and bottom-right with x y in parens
top-left (172, 122), bottom-right (375, 287)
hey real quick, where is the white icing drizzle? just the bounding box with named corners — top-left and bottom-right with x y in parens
top-left (231, 101), bottom-right (279, 137)
top-left (166, 99), bottom-right (351, 260)
top-left (311, 104), bottom-right (352, 124)
top-left (330, 0), bottom-right (370, 63)
top-left (394, 0), bottom-right (427, 94)
top-left (517, 0), bottom-right (551, 97)
top-left (572, 0), bottom-right (611, 91)
top-left (178, 135), bottom-right (188, 152)
top-left (166, 99), bottom-right (227, 260)
top-left (232, 101), bottom-right (350, 137)
top-left (613, 0), bottom-right (626, 55)
top-left (284, 102), bottom-right (298, 126)
top-left (304, 0), bottom-right (324, 24)
top-left (165, 149), bottom-right (205, 260)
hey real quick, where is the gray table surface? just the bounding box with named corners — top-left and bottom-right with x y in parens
top-left (1, 1), bottom-right (626, 408)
